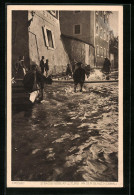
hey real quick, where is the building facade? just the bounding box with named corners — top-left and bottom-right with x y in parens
top-left (95, 11), bottom-right (110, 68)
top-left (12, 10), bottom-right (70, 75)
top-left (60, 11), bottom-right (111, 68)
top-left (109, 31), bottom-right (118, 69)
top-left (61, 34), bottom-right (95, 67)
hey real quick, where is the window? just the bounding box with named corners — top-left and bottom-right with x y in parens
top-left (46, 29), bottom-right (54, 48)
top-left (74, 24), bottom-right (81, 34)
top-left (107, 15), bottom-right (109, 23)
top-left (50, 11), bottom-right (56, 16)
top-left (103, 48), bottom-right (106, 57)
top-left (96, 24), bottom-right (99, 35)
top-left (96, 45), bottom-right (99, 55)
top-left (100, 47), bottom-right (103, 57)
top-left (42, 26), bottom-right (55, 49)
top-left (100, 11), bottom-right (103, 17)
top-left (96, 14), bottom-right (98, 22)
top-left (100, 28), bottom-right (103, 38)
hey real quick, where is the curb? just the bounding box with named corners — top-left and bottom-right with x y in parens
top-left (53, 80), bottom-right (118, 83)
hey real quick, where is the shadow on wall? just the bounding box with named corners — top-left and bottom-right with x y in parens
top-left (60, 35), bottom-right (72, 63)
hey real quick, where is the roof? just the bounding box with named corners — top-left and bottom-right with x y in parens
top-left (61, 34), bottom-right (94, 48)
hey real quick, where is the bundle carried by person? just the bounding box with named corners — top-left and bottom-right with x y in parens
top-left (43, 75), bottom-right (53, 84)
top-left (23, 65), bottom-right (44, 103)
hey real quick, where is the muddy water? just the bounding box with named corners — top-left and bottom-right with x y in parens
top-left (12, 82), bottom-right (118, 181)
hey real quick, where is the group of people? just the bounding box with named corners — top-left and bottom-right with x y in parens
top-left (13, 56), bottom-right (26, 79)
top-left (40, 56), bottom-right (49, 77)
top-left (66, 57), bottom-right (111, 92)
top-left (13, 55), bottom-right (50, 102)
top-left (13, 55), bottom-right (111, 102)
top-left (13, 55), bottom-right (50, 79)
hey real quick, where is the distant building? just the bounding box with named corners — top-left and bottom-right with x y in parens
top-left (12, 10), bottom-right (69, 75)
top-left (60, 11), bottom-right (111, 68)
top-left (109, 31), bottom-right (118, 69)
top-left (95, 11), bottom-right (110, 67)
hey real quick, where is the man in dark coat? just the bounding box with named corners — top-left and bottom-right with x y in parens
top-left (44, 59), bottom-right (49, 77)
top-left (73, 62), bottom-right (86, 92)
top-left (23, 64), bottom-right (44, 101)
top-left (40, 56), bottom-right (45, 74)
top-left (103, 58), bottom-right (111, 74)
top-left (14, 56), bottom-right (26, 79)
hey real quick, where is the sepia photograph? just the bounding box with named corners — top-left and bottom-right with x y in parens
top-left (7, 5), bottom-right (123, 188)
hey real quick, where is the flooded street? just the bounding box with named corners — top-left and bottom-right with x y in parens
top-left (12, 82), bottom-right (118, 181)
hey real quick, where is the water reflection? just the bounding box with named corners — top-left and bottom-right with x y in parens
top-left (12, 83), bottom-right (118, 181)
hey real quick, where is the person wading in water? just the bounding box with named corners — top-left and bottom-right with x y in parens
top-left (73, 62), bottom-right (86, 92)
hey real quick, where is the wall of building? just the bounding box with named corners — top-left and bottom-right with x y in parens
top-left (110, 53), bottom-right (114, 67)
top-left (12, 11), bottom-right (29, 69)
top-left (28, 11), bottom-right (70, 75)
top-left (62, 35), bottom-right (95, 68)
top-left (60, 11), bottom-right (94, 46)
top-left (95, 35), bottom-right (109, 68)
top-left (95, 11), bottom-right (110, 68)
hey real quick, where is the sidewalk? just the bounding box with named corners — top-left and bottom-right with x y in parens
top-left (53, 79), bottom-right (118, 83)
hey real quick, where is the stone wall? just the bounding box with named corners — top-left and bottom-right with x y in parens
top-left (62, 35), bottom-right (95, 68)
top-left (12, 11), bottom-right (70, 75)
top-left (28, 11), bottom-right (70, 75)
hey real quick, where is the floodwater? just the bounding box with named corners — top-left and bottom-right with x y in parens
top-left (12, 82), bottom-right (118, 181)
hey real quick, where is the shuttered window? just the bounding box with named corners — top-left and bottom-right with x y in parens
top-left (74, 25), bottom-right (81, 34)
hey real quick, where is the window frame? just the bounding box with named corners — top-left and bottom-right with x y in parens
top-left (73, 24), bottom-right (82, 35)
top-left (100, 27), bottom-right (103, 39)
top-left (103, 48), bottom-right (106, 58)
top-left (50, 10), bottom-right (56, 16)
top-left (42, 26), bottom-right (56, 50)
top-left (100, 46), bottom-right (103, 57)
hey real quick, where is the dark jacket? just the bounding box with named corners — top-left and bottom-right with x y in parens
top-left (40, 59), bottom-right (45, 69)
top-left (44, 62), bottom-right (49, 71)
top-left (23, 70), bottom-right (44, 92)
top-left (14, 60), bottom-right (25, 79)
top-left (103, 59), bottom-right (111, 73)
top-left (66, 66), bottom-right (72, 75)
top-left (73, 67), bottom-right (85, 83)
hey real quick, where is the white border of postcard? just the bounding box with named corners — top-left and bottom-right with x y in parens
top-left (7, 5), bottom-right (123, 188)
